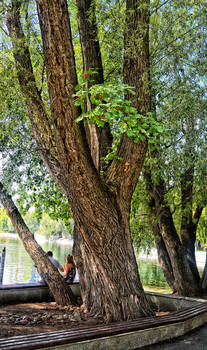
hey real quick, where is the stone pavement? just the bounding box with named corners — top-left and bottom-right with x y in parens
top-left (139, 322), bottom-right (207, 349)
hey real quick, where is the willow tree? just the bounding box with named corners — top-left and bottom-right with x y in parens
top-left (142, 0), bottom-right (207, 297)
top-left (3, 0), bottom-right (160, 320)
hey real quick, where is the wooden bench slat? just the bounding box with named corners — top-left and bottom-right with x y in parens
top-left (1, 302), bottom-right (207, 350)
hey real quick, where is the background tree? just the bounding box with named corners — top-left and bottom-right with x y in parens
top-left (0, 208), bottom-right (11, 232)
top-left (142, 0), bottom-right (207, 295)
top-left (130, 179), bottom-right (154, 254)
top-left (39, 212), bottom-right (72, 238)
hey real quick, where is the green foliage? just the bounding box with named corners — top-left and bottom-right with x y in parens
top-left (95, 0), bottom-right (125, 82)
top-left (0, 0), bottom-right (206, 253)
top-left (38, 213), bottom-right (72, 239)
top-left (0, 207), bottom-right (18, 233)
top-left (146, 0), bottom-right (207, 237)
top-left (0, 208), bottom-right (10, 232)
top-left (197, 208), bottom-right (207, 246)
top-left (0, 206), bottom-right (72, 238)
top-left (0, 1), bottom-right (71, 225)
top-left (0, 107), bottom-right (71, 224)
top-left (138, 260), bottom-right (172, 292)
top-left (74, 72), bottom-right (163, 156)
top-left (130, 180), bottom-right (154, 253)
top-left (23, 209), bottom-right (40, 234)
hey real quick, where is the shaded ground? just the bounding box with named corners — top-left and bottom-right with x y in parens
top-left (0, 301), bottom-right (168, 339)
top-left (2, 301), bottom-right (206, 349)
top-left (0, 301), bottom-right (105, 338)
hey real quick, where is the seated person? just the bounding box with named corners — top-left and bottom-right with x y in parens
top-left (35, 251), bottom-right (64, 284)
top-left (63, 254), bottom-right (76, 283)
top-left (47, 251), bottom-right (64, 272)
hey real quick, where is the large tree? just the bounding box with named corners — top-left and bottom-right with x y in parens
top-left (2, 0), bottom-right (157, 321)
top-left (144, 88), bottom-right (207, 296)
top-left (143, 0), bottom-right (207, 296)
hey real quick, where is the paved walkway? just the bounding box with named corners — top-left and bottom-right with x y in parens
top-left (140, 322), bottom-right (207, 349)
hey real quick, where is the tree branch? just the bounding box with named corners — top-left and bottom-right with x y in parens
top-left (0, 181), bottom-right (73, 305)
top-left (6, 5), bottom-right (58, 167)
top-left (106, 0), bottom-right (150, 211)
top-left (193, 205), bottom-right (204, 226)
top-left (76, 0), bottom-right (113, 173)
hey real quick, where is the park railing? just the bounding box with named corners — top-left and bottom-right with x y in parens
top-left (0, 247), bottom-right (6, 284)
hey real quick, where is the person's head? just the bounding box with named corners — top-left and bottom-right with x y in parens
top-left (47, 251), bottom-right (53, 257)
top-left (66, 254), bottom-right (75, 267)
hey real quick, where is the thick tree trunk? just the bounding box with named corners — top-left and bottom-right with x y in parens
top-left (76, 0), bottom-right (113, 173)
top-left (143, 171), bottom-right (176, 292)
top-left (73, 224), bottom-right (152, 321)
top-left (180, 168), bottom-right (201, 283)
top-left (200, 251), bottom-right (207, 289)
top-left (181, 226), bottom-right (200, 283)
top-left (144, 168), bottom-right (202, 296)
top-left (153, 226), bottom-right (177, 292)
top-left (180, 116), bottom-right (203, 283)
top-left (0, 183), bottom-right (75, 306)
top-left (159, 214), bottom-right (201, 296)
top-left (143, 110), bottom-right (205, 296)
top-left (70, 176), bottom-right (153, 321)
top-left (72, 1), bottom-right (150, 319)
top-left (124, 0), bottom-right (151, 115)
top-left (6, 0), bottom-right (154, 320)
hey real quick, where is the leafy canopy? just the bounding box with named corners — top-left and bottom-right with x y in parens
top-left (75, 71), bottom-right (163, 156)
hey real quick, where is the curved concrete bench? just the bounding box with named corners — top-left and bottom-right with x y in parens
top-left (1, 301), bottom-right (207, 350)
top-left (0, 282), bottom-right (80, 305)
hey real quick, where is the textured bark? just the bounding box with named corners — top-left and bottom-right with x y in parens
top-left (201, 251), bottom-right (207, 289)
top-left (180, 167), bottom-right (201, 283)
top-left (179, 116), bottom-right (203, 283)
top-left (76, 0), bottom-right (113, 173)
top-left (6, 0), bottom-right (154, 320)
top-left (144, 167), bottom-right (203, 296)
top-left (106, 0), bottom-right (150, 216)
top-left (142, 96), bottom-right (205, 295)
top-left (76, 0), bottom-right (103, 83)
top-left (0, 183), bottom-right (75, 306)
top-left (73, 216), bottom-right (153, 321)
top-left (124, 0), bottom-right (151, 115)
top-left (153, 225), bottom-right (176, 293)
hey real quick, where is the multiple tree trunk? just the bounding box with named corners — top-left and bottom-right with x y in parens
top-left (144, 168), bottom-right (204, 296)
top-left (5, 0), bottom-right (154, 320)
top-left (3, 0), bottom-right (205, 321)
top-left (144, 112), bottom-right (205, 297)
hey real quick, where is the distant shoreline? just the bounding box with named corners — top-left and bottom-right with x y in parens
top-left (0, 232), bottom-right (19, 238)
top-left (138, 248), bottom-right (206, 267)
top-left (0, 232), bottom-right (73, 246)
top-left (48, 236), bottom-right (73, 245)
top-left (1, 232), bottom-right (205, 265)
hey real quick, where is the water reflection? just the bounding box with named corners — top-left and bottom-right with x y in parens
top-left (0, 234), bottom-right (73, 284)
top-left (0, 234), bottom-right (172, 292)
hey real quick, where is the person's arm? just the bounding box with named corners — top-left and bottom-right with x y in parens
top-left (34, 264), bottom-right (40, 273)
top-left (63, 265), bottom-right (69, 276)
top-left (63, 263), bottom-right (74, 276)
top-left (56, 259), bottom-right (64, 272)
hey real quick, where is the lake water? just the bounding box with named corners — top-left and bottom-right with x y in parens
top-left (0, 233), bottom-right (172, 293)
